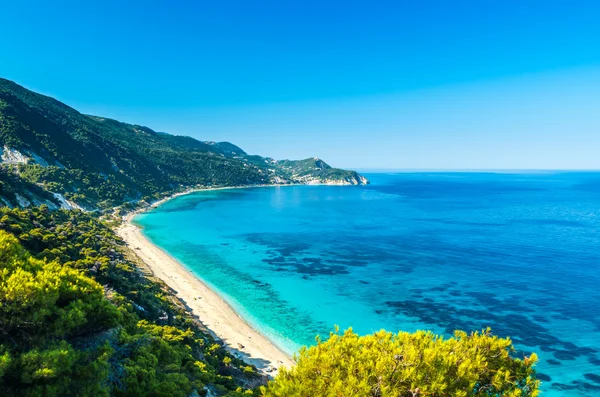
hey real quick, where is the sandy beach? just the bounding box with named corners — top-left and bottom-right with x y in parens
top-left (116, 187), bottom-right (294, 376)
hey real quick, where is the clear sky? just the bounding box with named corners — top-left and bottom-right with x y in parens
top-left (2, 1), bottom-right (599, 169)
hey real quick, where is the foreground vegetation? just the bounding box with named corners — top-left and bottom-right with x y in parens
top-left (0, 207), bottom-right (260, 396)
top-left (262, 328), bottom-right (539, 397)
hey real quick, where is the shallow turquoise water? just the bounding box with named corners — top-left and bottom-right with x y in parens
top-left (135, 172), bottom-right (600, 396)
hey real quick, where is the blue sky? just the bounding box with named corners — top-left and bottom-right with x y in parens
top-left (2, 1), bottom-right (599, 169)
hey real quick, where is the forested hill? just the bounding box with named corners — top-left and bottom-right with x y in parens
top-left (0, 78), bottom-right (368, 210)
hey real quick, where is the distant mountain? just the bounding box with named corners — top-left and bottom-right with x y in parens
top-left (0, 78), bottom-right (368, 210)
top-left (276, 157), bottom-right (369, 185)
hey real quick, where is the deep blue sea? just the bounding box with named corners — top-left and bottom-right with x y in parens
top-left (135, 172), bottom-right (600, 396)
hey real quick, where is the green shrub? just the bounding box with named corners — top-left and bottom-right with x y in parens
top-left (262, 327), bottom-right (539, 397)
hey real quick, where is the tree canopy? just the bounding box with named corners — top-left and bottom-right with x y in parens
top-left (262, 327), bottom-right (539, 397)
top-left (0, 209), bottom-right (260, 396)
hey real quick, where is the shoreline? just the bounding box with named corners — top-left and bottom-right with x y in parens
top-left (120, 183), bottom-right (305, 223)
top-left (116, 185), bottom-right (296, 376)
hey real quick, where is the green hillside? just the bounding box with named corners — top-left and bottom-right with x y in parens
top-left (0, 78), bottom-right (368, 210)
top-left (0, 207), bottom-right (262, 396)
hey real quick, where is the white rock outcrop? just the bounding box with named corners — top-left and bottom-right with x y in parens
top-left (1, 146), bottom-right (29, 164)
top-left (52, 193), bottom-right (85, 211)
top-left (1, 146), bottom-right (52, 167)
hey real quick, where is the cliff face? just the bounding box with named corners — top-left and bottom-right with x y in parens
top-left (297, 171), bottom-right (369, 186)
top-left (274, 157), bottom-right (369, 186)
top-left (0, 78), bottom-right (368, 209)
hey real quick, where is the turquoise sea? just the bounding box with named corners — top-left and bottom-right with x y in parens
top-left (134, 172), bottom-right (600, 396)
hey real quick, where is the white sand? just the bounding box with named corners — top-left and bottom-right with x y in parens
top-left (116, 188), bottom-right (294, 376)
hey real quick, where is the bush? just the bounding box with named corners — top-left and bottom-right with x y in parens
top-left (262, 327), bottom-right (539, 397)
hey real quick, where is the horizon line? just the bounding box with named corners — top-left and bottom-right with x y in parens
top-left (353, 168), bottom-right (600, 173)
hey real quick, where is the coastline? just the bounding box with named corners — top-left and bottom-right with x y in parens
top-left (116, 185), bottom-right (296, 376)
top-left (120, 184), bottom-right (303, 223)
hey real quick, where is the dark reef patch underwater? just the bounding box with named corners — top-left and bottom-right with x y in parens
top-left (136, 172), bottom-right (600, 396)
